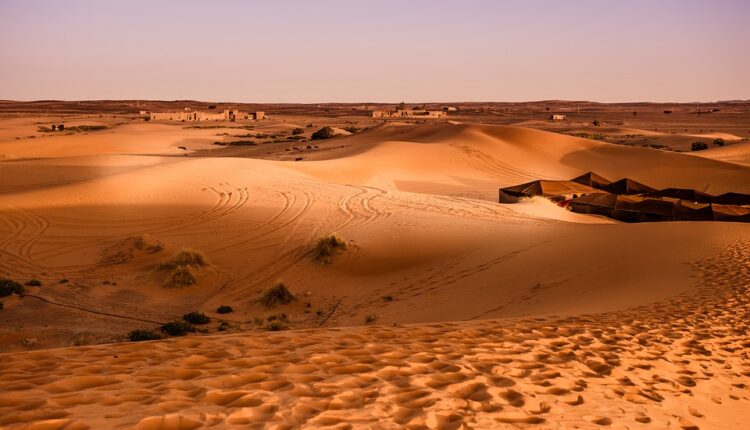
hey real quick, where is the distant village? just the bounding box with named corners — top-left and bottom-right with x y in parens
top-left (140, 108), bottom-right (264, 122)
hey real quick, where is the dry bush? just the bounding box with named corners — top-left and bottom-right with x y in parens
top-left (164, 266), bottom-right (196, 287)
top-left (0, 279), bottom-right (24, 297)
top-left (183, 311), bottom-right (210, 325)
top-left (160, 321), bottom-right (195, 336)
top-left (158, 248), bottom-right (206, 271)
top-left (261, 282), bottom-right (295, 306)
top-left (128, 329), bottom-right (161, 342)
top-left (267, 320), bottom-right (288, 331)
top-left (312, 234), bottom-right (347, 264)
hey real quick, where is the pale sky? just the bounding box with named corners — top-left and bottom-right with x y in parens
top-left (1, 0), bottom-right (748, 103)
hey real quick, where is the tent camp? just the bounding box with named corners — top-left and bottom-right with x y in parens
top-left (500, 175), bottom-right (749, 223)
top-left (498, 180), bottom-right (598, 203)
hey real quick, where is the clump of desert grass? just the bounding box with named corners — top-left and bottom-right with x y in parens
top-left (312, 233), bottom-right (347, 264)
top-left (164, 266), bottom-right (197, 287)
top-left (159, 248), bottom-right (206, 269)
top-left (158, 248), bottom-right (207, 287)
top-left (260, 281), bottom-right (295, 307)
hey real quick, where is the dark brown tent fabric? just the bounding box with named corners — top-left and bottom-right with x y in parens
top-left (602, 178), bottom-right (657, 195)
top-left (498, 181), bottom-right (543, 203)
top-left (642, 188), bottom-right (714, 204)
top-left (570, 172), bottom-right (612, 190)
top-left (499, 181), bottom-right (597, 203)
top-left (617, 199), bottom-right (674, 221)
top-left (569, 193), bottom-right (618, 217)
top-left (673, 202), bottom-right (714, 221)
top-left (713, 192), bottom-right (750, 206)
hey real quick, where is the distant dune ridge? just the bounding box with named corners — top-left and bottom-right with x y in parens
top-left (0, 112), bottom-right (749, 428)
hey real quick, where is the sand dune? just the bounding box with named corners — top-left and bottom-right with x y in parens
top-left (1, 117), bottom-right (749, 428)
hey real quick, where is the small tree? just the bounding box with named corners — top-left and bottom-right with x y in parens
top-left (691, 142), bottom-right (708, 151)
top-left (397, 101), bottom-right (406, 110)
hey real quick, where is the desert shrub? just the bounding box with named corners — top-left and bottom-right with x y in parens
top-left (292, 127), bottom-right (304, 135)
top-left (59, 278), bottom-right (69, 284)
top-left (663, 110), bottom-right (672, 114)
top-left (218, 320), bottom-right (231, 331)
top-left (691, 142), bottom-right (708, 151)
top-left (254, 316), bottom-right (264, 326)
top-left (25, 279), bottom-right (42, 287)
top-left (267, 313), bottom-right (289, 322)
top-left (383, 295), bottom-right (393, 302)
top-left (128, 329), bottom-right (161, 342)
top-left (216, 305), bottom-right (233, 314)
top-left (267, 320), bottom-right (288, 331)
top-left (312, 234), bottom-right (347, 264)
top-left (208, 105), bottom-right (217, 109)
top-left (591, 120), bottom-right (600, 127)
top-left (713, 138), bottom-right (725, 147)
top-left (70, 125), bottom-right (107, 132)
top-left (343, 126), bottom-right (360, 134)
top-left (261, 282), bottom-right (295, 306)
top-left (183, 311), bottom-right (210, 325)
top-left (213, 140), bottom-right (256, 146)
top-left (160, 249), bottom-right (206, 270)
top-left (306, 123), bottom-right (314, 128)
top-left (160, 321), bottom-right (195, 336)
top-left (311, 126), bottom-right (335, 140)
top-left (365, 314), bottom-right (377, 324)
top-left (164, 266), bottom-right (196, 287)
top-left (58, 123), bottom-right (65, 131)
top-left (0, 279), bottom-right (24, 297)
top-left (37, 126), bottom-right (53, 132)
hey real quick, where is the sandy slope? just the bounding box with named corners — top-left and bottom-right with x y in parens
top-left (692, 140), bottom-right (750, 166)
top-left (0, 241), bottom-right (748, 429)
top-left (1, 118), bottom-right (749, 428)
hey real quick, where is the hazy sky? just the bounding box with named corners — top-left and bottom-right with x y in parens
top-left (1, 0), bottom-right (748, 103)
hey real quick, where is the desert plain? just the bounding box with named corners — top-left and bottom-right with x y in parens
top-left (0, 100), bottom-right (749, 429)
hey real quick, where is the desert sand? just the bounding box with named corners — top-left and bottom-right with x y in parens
top-left (0, 105), bottom-right (749, 429)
